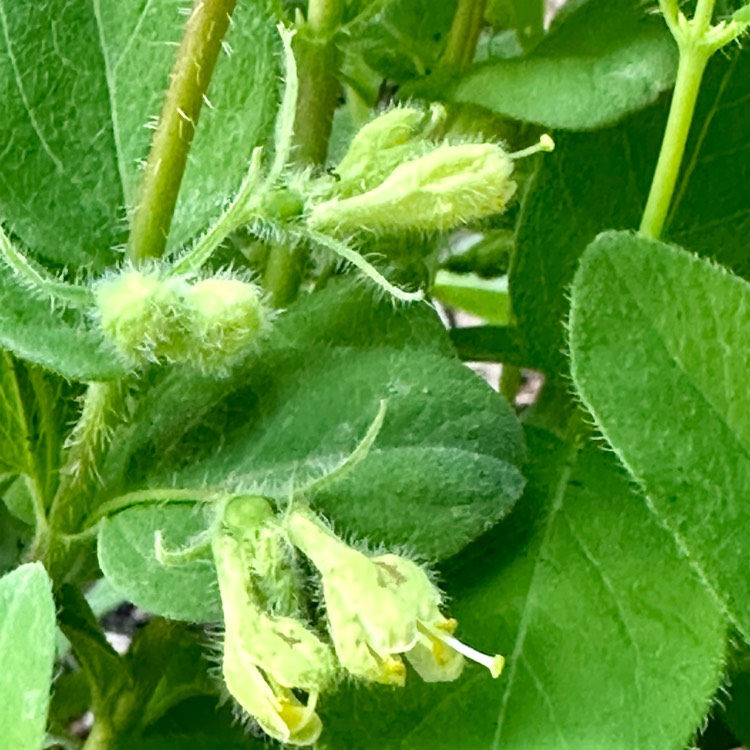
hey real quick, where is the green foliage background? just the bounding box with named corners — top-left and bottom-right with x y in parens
top-left (1, 0), bottom-right (750, 748)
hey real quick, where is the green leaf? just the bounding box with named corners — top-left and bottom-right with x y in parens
top-left (569, 231), bottom-right (750, 639)
top-left (343, 0), bottom-right (458, 82)
top-left (430, 0), bottom-right (677, 130)
top-left (0, 359), bottom-right (75, 508)
top-left (98, 504), bottom-right (221, 623)
top-left (433, 271), bottom-right (510, 323)
top-left (136, 623), bottom-right (216, 728)
top-left (485, 0), bottom-right (545, 50)
top-left (0, 0), bottom-right (278, 269)
top-left (115, 736), bottom-right (263, 750)
top-left (97, 281), bottom-right (525, 619)
top-left (511, 47), bottom-right (750, 376)
top-left (319, 429), bottom-right (727, 750)
top-left (722, 646), bottom-right (750, 744)
top-left (114, 696), bottom-right (269, 750)
top-left (0, 562), bottom-right (57, 750)
top-left (48, 670), bottom-right (91, 735)
top-left (0, 264), bottom-right (127, 380)
top-left (0, 499), bottom-right (32, 574)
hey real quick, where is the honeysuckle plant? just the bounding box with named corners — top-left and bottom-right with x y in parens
top-left (3, 0), bottom-right (750, 749)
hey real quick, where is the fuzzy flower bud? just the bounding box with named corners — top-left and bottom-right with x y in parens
top-left (333, 106), bottom-right (433, 198)
top-left (213, 499), bottom-right (335, 745)
top-left (285, 507), bottom-right (504, 686)
top-left (185, 277), bottom-right (267, 376)
top-left (309, 142), bottom-right (517, 234)
top-left (93, 268), bottom-right (190, 364)
top-left (94, 268), bottom-right (268, 375)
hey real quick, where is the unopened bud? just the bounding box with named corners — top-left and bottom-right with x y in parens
top-left (310, 142), bottom-right (517, 234)
top-left (333, 107), bottom-right (431, 197)
top-left (185, 277), bottom-right (267, 376)
top-left (93, 268), bottom-right (190, 364)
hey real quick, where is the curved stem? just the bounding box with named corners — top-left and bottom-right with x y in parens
top-left (0, 225), bottom-right (92, 306)
top-left (302, 229), bottom-right (424, 303)
top-left (169, 147), bottom-right (264, 276)
top-left (126, 0), bottom-right (238, 263)
top-left (90, 487), bottom-right (222, 527)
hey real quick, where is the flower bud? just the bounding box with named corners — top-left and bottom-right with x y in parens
top-left (184, 277), bottom-right (267, 376)
top-left (309, 142), bottom-right (517, 234)
top-left (93, 268), bottom-right (190, 364)
top-left (333, 106), bottom-right (431, 198)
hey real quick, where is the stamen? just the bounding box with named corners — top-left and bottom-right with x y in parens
top-left (509, 134), bottom-right (555, 160)
top-left (425, 625), bottom-right (505, 678)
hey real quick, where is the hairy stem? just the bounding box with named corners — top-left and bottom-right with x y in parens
top-left (126, 0), bottom-right (238, 263)
top-left (42, 381), bottom-right (127, 582)
top-left (263, 0), bottom-right (343, 303)
top-left (441, 0), bottom-right (488, 71)
top-left (263, 241), bottom-right (309, 307)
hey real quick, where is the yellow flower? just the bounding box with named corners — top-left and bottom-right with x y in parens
top-left (212, 506), bottom-right (335, 746)
top-left (285, 507), bottom-right (504, 685)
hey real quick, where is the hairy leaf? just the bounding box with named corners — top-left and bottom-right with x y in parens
top-left (511, 47), bottom-right (750, 375)
top-left (570, 231), bottom-right (750, 639)
top-left (0, 0), bottom-right (278, 269)
top-left (485, 0), bottom-right (546, 50)
top-left (0, 264), bottom-right (127, 380)
top-left (342, 0), bottom-right (457, 82)
top-left (98, 281), bottom-right (525, 619)
top-left (99, 504), bottom-right (220, 623)
top-left (319, 429), bottom-right (726, 750)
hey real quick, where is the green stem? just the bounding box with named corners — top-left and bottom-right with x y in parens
top-left (693, 0), bottom-right (717, 32)
top-left (263, 241), bottom-right (309, 307)
top-left (263, 0), bottom-right (344, 303)
top-left (126, 0), bottom-right (238, 263)
top-left (90, 487), bottom-right (220, 527)
top-left (441, 0), bottom-right (488, 71)
top-left (291, 0), bottom-right (344, 165)
top-left (639, 44), bottom-right (710, 239)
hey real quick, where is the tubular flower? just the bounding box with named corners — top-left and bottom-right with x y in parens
top-left (213, 501), bottom-right (335, 745)
top-left (308, 142), bottom-right (517, 235)
top-left (285, 507), bottom-right (504, 686)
